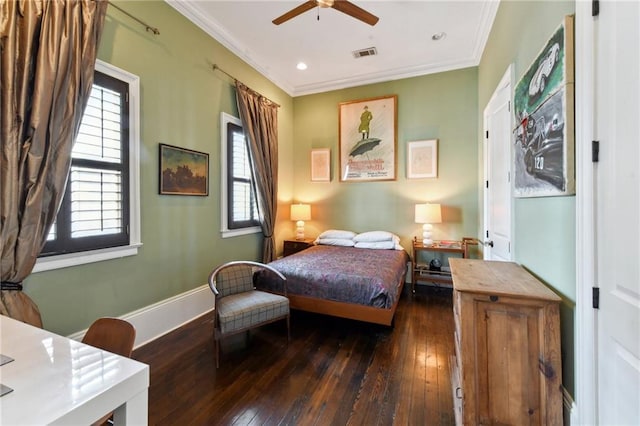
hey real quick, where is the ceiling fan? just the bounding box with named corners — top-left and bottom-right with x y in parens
top-left (272, 0), bottom-right (379, 26)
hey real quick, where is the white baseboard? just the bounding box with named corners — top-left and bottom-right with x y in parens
top-left (68, 284), bottom-right (215, 349)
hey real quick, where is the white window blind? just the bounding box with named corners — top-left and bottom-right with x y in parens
top-left (231, 129), bottom-right (257, 223)
top-left (74, 85), bottom-right (122, 163)
top-left (69, 167), bottom-right (122, 238)
top-left (68, 83), bottom-right (124, 238)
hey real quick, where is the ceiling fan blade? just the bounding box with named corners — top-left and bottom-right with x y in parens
top-left (273, 1), bottom-right (317, 25)
top-left (331, 0), bottom-right (379, 26)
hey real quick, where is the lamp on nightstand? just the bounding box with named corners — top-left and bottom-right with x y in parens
top-left (290, 203), bottom-right (311, 240)
top-left (415, 203), bottom-right (442, 245)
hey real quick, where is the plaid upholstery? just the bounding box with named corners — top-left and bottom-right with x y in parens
top-left (216, 265), bottom-right (255, 297)
top-left (217, 291), bottom-right (289, 334)
top-left (208, 261), bottom-right (289, 367)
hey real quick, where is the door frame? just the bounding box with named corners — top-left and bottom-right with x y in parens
top-left (574, 1), bottom-right (597, 424)
top-left (483, 64), bottom-right (514, 261)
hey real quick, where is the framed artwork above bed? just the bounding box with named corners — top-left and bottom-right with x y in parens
top-left (407, 139), bottom-right (438, 179)
top-left (338, 95), bottom-right (397, 182)
top-left (310, 148), bottom-right (331, 182)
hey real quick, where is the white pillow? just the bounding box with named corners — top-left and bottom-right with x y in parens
top-left (354, 241), bottom-right (396, 250)
top-left (317, 229), bottom-right (357, 240)
top-left (314, 237), bottom-right (355, 247)
top-left (353, 231), bottom-right (400, 243)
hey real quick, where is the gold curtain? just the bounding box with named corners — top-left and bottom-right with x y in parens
top-left (235, 82), bottom-right (279, 263)
top-left (0, 0), bottom-right (108, 326)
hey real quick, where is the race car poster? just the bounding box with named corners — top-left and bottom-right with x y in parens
top-left (512, 15), bottom-right (575, 197)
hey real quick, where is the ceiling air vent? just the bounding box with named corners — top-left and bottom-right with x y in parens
top-left (353, 47), bottom-right (377, 58)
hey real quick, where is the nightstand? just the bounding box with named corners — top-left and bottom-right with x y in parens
top-left (411, 237), bottom-right (469, 293)
top-left (283, 238), bottom-right (314, 257)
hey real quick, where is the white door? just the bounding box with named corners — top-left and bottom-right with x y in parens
top-left (595, 1), bottom-right (640, 423)
top-left (483, 67), bottom-right (513, 261)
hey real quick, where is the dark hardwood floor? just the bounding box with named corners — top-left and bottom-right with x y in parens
top-left (133, 285), bottom-right (456, 425)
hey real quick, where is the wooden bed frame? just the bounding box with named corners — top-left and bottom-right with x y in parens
top-left (286, 271), bottom-right (406, 326)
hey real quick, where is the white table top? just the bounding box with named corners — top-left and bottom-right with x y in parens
top-left (0, 315), bottom-right (149, 425)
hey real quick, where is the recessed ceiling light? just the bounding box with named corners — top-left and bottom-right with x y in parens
top-left (296, 62), bottom-right (308, 70)
top-left (432, 32), bottom-right (446, 41)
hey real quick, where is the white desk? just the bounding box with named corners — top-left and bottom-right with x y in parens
top-left (0, 315), bottom-right (149, 425)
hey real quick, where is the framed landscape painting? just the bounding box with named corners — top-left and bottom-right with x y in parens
top-left (512, 15), bottom-right (575, 197)
top-left (159, 144), bottom-right (209, 196)
top-left (338, 95), bottom-right (397, 182)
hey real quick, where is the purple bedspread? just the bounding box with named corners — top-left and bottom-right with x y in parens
top-left (255, 245), bottom-right (409, 309)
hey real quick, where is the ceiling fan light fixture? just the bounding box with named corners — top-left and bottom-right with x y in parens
top-left (317, 0), bottom-right (334, 8)
top-left (272, 0), bottom-right (378, 26)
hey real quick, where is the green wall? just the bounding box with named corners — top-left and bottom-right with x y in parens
top-left (292, 69), bottom-right (479, 251)
top-left (478, 0), bottom-right (576, 396)
top-left (23, 1), bottom-right (295, 336)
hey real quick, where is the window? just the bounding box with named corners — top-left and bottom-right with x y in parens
top-left (220, 112), bottom-right (261, 238)
top-left (34, 61), bottom-right (141, 272)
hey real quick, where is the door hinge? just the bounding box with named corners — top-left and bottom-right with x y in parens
top-left (593, 287), bottom-right (600, 309)
top-left (592, 0), bottom-right (600, 17)
top-left (592, 140), bottom-right (600, 162)
top-left (508, 101), bottom-right (511, 112)
top-left (485, 130), bottom-right (489, 139)
top-left (486, 230), bottom-right (489, 238)
top-left (486, 180), bottom-right (489, 188)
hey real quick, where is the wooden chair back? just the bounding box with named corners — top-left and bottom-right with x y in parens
top-left (82, 317), bottom-right (136, 358)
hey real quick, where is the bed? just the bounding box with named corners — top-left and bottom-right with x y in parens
top-left (255, 243), bottom-right (409, 326)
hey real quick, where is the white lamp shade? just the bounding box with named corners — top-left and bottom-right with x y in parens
top-left (414, 203), bottom-right (442, 224)
top-left (290, 204), bottom-right (311, 221)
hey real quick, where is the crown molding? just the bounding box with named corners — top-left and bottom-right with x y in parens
top-left (164, 0), bottom-right (296, 95)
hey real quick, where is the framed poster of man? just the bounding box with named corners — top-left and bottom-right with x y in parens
top-left (338, 95), bottom-right (397, 182)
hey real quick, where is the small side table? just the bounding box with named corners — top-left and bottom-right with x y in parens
top-left (283, 238), bottom-right (314, 257)
top-left (412, 238), bottom-right (469, 293)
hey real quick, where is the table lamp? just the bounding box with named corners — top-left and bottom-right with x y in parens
top-left (415, 203), bottom-right (442, 245)
top-left (290, 203), bottom-right (311, 240)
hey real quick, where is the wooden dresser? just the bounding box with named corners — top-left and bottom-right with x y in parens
top-left (449, 258), bottom-right (562, 426)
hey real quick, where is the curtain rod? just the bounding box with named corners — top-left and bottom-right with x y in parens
top-left (212, 64), bottom-right (280, 108)
top-left (108, 2), bottom-right (160, 35)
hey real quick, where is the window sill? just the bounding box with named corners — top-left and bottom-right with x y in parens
top-left (221, 226), bottom-right (262, 239)
top-left (32, 243), bottom-right (143, 273)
